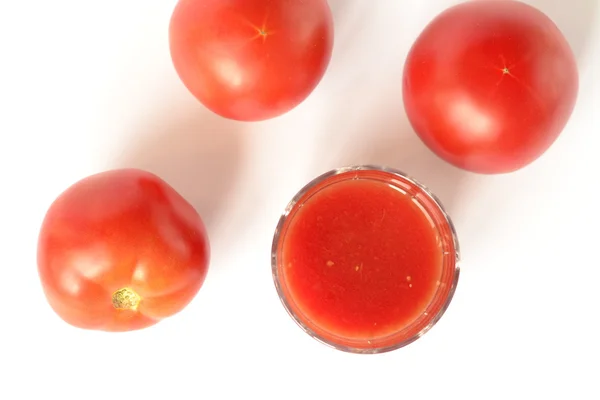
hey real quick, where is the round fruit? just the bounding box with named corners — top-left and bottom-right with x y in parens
top-left (169, 0), bottom-right (334, 121)
top-left (403, 0), bottom-right (578, 174)
top-left (37, 168), bottom-right (210, 332)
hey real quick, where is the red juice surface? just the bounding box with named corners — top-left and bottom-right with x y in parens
top-left (275, 168), bottom-right (458, 350)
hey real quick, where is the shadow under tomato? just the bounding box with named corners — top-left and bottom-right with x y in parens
top-left (326, 0), bottom-right (372, 52)
top-left (525, 0), bottom-right (598, 62)
top-left (115, 101), bottom-right (248, 268)
top-left (323, 0), bottom-right (415, 96)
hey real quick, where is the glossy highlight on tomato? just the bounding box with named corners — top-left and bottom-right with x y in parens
top-left (168, 0), bottom-right (334, 121)
top-left (37, 169), bottom-right (210, 332)
top-left (403, 0), bottom-right (578, 174)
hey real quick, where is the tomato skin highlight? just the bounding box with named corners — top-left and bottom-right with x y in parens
top-left (37, 169), bottom-right (210, 332)
top-left (402, 0), bottom-right (579, 174)
top-left (168, 0), bottom-right (334, 121)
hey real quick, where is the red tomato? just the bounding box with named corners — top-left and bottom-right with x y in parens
top-left (169, 0), bottom-right (334, 121)
top-left (403, 0), bottom-right (578, 174)
top-left (37, 169), bottom-right (210, 332)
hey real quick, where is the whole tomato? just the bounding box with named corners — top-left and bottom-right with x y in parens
top-left (169, 0), bottom-right (334, 122)
top-left (402, 0), bottom-right (578, 174)
top-left (37, 169), bottom-right (210, 332)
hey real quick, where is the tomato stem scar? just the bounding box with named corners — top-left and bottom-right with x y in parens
top-left (112, 288), bottom-right (141, 310)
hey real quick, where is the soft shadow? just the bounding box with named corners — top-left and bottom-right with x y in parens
top-left (115, 102), bottom-right (247, 256)
top-left (322, 0), bottom-right (412, 96)
top-left (327, 0), bottom-right (372, 56)
top-left (526, 0), bottom-right (598, 61)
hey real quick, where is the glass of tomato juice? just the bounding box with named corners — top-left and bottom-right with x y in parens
top-left (271, 166), bottom-right (460, 353)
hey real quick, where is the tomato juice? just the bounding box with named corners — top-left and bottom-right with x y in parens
top-left (272, 166), bottom-right (459, 353)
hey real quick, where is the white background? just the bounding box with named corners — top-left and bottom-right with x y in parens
top-left (0, 0), bottom-right (598, 399)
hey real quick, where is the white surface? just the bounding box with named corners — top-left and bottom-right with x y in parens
top-left (0, 0), bottom-right (598, 399)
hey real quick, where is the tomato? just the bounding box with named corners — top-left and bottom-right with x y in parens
top-left (168, 0), bottom-right (334, 122)
top-left (402, 0), bottom-right (578, 174)
top-left (37, 169), bottom-right (210, 332)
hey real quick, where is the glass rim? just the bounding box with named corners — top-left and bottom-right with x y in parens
top-left (271, 165), bottom-right (461, 354)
